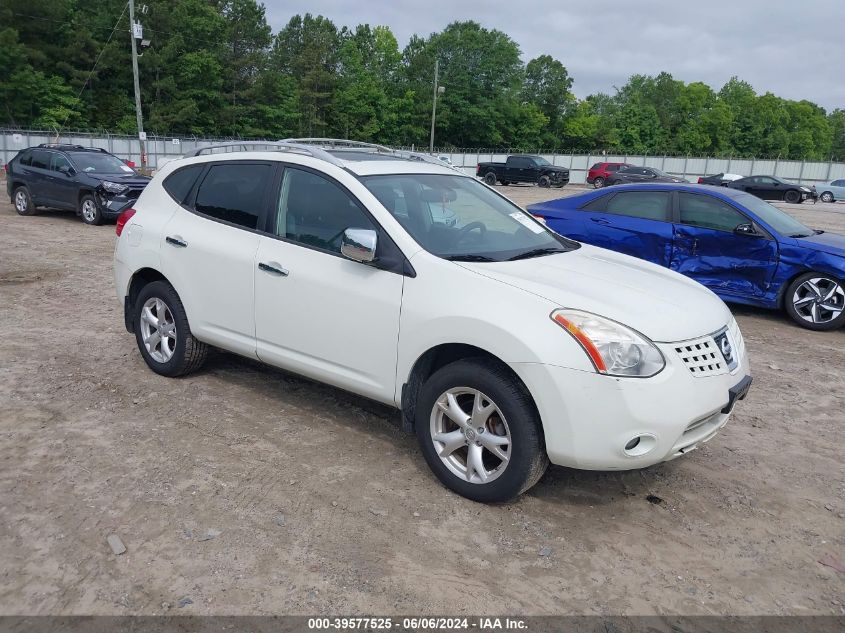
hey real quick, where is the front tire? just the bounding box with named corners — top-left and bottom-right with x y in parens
top-left (134, 281), bottom-right (209, 376)
top-left (79, 194), bottom-right (102, 225)
top-left (537, 175), bottom-right (551, 188)
top-left (820, 191), bottom-right (834, 203)
top-left (784, 189), bottom-right (801, 204)
top-left (784, 272), bottom-right (845, 331)
top-left (415, 358), bottom-right (548, 502)
top-left (593, 176), bottom-right (605, 188)
top-left (482, 172), bottom-right (497, 186)
top-left (13, 186), bottom-right (36, 216)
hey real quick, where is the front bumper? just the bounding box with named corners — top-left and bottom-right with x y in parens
top-left (95, 191), bottom-right (139, 219)
top-left (511, 327), bottom-right (751, 470)
top-left (549, 172), bottom-right (570, 186)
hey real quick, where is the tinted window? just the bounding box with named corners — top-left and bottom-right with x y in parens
top-left (276, 167), bottom-right (375, 253)
top-left (17, 151), bottom-right (32, 166)
top-left (832, 180), bottom-right (845, 187)
top-left (604, 191), bottom-right (671, 221)
top-left (732, 193), bottom-right (813, 237)
top-left (581, 194), bottom-right (611, 211)
top-left (617, 166), bottom-right (636, 174)
top-left (163, 165), bottom-right (204, 204)
top-left (590, 163), bottom-right (601, 170)
top-left (50, 153), bottom-right (71, 172)
top-left (69, 151), bottom-right (132, 174)
top-left (678, 193), bottom-right (748, 232)
top-left (194, 163), bottom-right (271, 230)
top-left (29, 150), bottom-right (49, 169)
top-left (509, 157), bottom-right (529, 168)
top-left (757, 177), bottom-right (777, 185)
top-left (607, 164), bottom-right (621, 172)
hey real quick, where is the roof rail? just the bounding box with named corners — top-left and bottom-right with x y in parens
top-left (185, 140), bottom-right (345, 167)
top-left (281, 138), bottom-right (461, 170)
top-left (38, 143), bottom-right (108, 152)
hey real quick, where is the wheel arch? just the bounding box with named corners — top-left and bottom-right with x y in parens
top-left (400, 343), bottom-right (539, 435)
top-left (124, 267), bottom-right (171, 333)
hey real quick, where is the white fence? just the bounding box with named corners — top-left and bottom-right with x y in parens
top-left (3, 129), bottom-right (845, 186)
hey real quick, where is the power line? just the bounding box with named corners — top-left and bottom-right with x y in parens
top-left (58, 2), bottom-right (130, 136)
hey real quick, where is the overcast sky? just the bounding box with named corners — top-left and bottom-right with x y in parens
top-left (263, 0), bottom-right (843, 111)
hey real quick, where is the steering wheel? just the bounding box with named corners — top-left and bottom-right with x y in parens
top-left (455, 221), bottom-right (487, 243)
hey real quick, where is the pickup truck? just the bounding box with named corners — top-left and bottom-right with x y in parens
top-left (476, 154), bottom-right (569, 188)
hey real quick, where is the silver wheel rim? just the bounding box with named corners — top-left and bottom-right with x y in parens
top-left (821, 193), bottom-right (833, 202)
top-left (15, 191), bottom-right (27, 212)
top-left (430, 387), bottom-right (511, 485)
top-left (792, 277), bottom-right (844, 324)
top-left (594, 178), bottom-right (604, 188)
top-left (139, 297), bottom-right (177, 362)
top-left (81, 199), bottom-right (97, 222)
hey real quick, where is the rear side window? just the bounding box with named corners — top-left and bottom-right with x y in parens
top-left (17, 151), bottom-right (32, 166)
top-left (604, 191), bottom-right (671, 221)
top-left (29, 150), bottom-right (49, 169)
top-left (163, 165), bottom-right (204, 205)
top-left (590, 163), bottom-right (601, 170)
top-left (580, 194), bottom-right (611, 211)
top-left (678, 193), bottom-right (748, 232)
top-left (194, 163), bottom-right (272, 230)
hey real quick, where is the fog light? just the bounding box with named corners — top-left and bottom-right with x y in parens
top-left (623, 434), bottom-right (657, 457)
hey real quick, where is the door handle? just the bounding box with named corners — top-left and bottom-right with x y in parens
top-left (166, 236), bottom-right (188, 248)
top-left (590, 217), bottom-right (611, 225)
top-left (258, 261), bottom-right (289, 277)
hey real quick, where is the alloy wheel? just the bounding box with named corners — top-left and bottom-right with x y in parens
top-left (792, 277), bottom-right (844, 324)
top-left (14, 191), bottom-right (27, 212)
top-left (81, 199), bottom-right (97, 223)
top-left (139, 297), bottom-right (177, 362)
top-left (820, 192), bottom-right (834, 203)
top-left (429, 387), bottom-right (511, 484)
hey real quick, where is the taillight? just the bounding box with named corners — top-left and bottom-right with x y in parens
top-left (116, 208), bottom-right (136, 236)
top-left (697, 177), bottom-right (704, 184)
top-left (476, 165), bottom-right (481, 175)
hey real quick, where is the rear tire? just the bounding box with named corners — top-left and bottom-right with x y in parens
top-left (79, 194), bottom-right (102, 225)
top-left (783, 272), bottom-right (845, 331)
top-left (593, 176), bottom-right (605, 188)
top-left (537, 175), bottom-right (551, 188)
top-left (415, 358), bottom-right (548, 502)
top-left (483, 172), bottom-right (497, 186)
top-left (820, 191), bottom-right (834, 203)
top-left (13, 186), bottom-right (36, 216)
top-left (134, 281), bottom-right (209, 376)
top-left (784, 189), bottom-right (801, 204)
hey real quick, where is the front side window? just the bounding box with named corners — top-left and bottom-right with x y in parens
top-left (360, 174), bottom-right (576, 261)
top-left (194, 163), bottom-right (271, 230)
top-left (276, 167), bottom-right (375, 253)
top-left (50, 153), bottom-right (71, 172)
top-left (604, 191), bottom-right (671, 221)
top-left (678, 193), bottom-right (749, 232)
top-left (68, 151), bottom-right (133, 174)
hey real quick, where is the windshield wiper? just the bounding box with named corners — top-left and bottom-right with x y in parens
top-left (444, 254), bottom-right (497, 262)
top-left (507, 247), bottom-right (564, 261)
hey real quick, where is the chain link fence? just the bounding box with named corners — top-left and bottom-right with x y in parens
top-left (3, 129), bottom-right (845, 186)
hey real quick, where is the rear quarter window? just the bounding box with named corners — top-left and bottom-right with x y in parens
top-left (163, 165), bottom-right (205, 205)
top-left (17, 151), bottom-right (32, 166)
top-left (580, 194), bottom-right (612, 212)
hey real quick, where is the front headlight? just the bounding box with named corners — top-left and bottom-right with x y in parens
top-left (551, 309), bottom-right (665, 377)
top-left (800, 186), bottom-right (811, 192)
top-left (101, 181), bottom-right (128, 194)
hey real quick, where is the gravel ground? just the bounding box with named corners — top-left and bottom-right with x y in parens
top-left (0, 183), bottom-right (843, 616)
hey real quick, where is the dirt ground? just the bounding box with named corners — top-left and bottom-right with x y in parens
top-left (0, 182), bottom-right (843, 616)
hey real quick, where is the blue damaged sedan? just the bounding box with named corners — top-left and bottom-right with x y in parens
top-left (528, 184), bottom-right (845, 330)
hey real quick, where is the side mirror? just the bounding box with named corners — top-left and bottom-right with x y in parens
top-left (341, 228), bottom-right (378, 263)
top-left (734, 223), bottom-right (759, 237)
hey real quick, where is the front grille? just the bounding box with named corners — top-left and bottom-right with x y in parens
top-left (125, 187), bottom-right (145, 200)
top-left (674, 337), bottom-right (724, 377)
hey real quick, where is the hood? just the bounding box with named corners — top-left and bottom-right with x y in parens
top-left (793, 232), bottom-right (845, 258)
top-left (90, 172), bottom-right (151, 186)
top-left (458, 244), bottom-right (732, 342)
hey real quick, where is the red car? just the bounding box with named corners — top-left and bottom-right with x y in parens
top-left (587, 162), bottom-right (632, 188)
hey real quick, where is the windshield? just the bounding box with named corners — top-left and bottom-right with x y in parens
top-left (360, 174), bottom-right (578, 261)
top-left (69, 152), bottom-right (134, 174)
top-left (735, 193), bottom-right (814, 237)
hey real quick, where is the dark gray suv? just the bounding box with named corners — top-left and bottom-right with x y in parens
top-left (6, 144), bottom-right (150, 225)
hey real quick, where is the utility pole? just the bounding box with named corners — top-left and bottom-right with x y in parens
top-left (429, 59), bottom-right (443, 154)
top-left (128, 0), bottom-right (146, 168)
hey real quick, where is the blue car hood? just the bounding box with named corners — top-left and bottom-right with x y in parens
top-left (794, 232), bottom-right (845, 258)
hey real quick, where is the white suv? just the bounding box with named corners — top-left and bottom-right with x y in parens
top-left (114, 140), bottom-right (752, 502)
